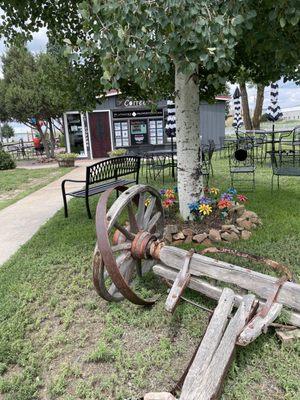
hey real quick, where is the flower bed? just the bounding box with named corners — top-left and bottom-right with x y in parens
top-left (159, 187), bottom-right (262, 245)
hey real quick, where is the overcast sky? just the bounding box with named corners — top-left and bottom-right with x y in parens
top-left (0, 28), bottom-right (299, 110)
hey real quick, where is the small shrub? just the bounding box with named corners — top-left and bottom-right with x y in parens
top-left (0, 150), bottom-right (16, 170)
top-left (107, 148), bottom-right (127, 157)
top-left (55, 152), bottom-right (77, 161)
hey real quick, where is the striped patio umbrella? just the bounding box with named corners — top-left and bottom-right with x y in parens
top-left (165, 100), bottom-right (176, 178)
top-left (266, 83), bottom-right (283, 122)
top-left (165, 100), bottom-right (176, 138)
top-left (266, 83), bottom-right (283, 151)
top-left (232, 87), bottom-right (243, 130)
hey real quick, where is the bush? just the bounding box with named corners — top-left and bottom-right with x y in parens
top-left (55, 152), bottom-right (77, 160)
top-left (107, 148), bottom-right (127, 157)
top-left (0, 150), bottom-right (16, 170)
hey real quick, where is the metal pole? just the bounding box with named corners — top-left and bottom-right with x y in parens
top-left (171, 136), bottom-right (175, 179)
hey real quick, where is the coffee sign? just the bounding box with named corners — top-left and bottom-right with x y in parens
top-left (116, 98), bottom-right (151, 108)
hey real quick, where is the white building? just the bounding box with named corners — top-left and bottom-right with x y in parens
top-left (281, 106), bottom-right (300, 121)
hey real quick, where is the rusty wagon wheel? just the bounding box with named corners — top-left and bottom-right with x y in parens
top-left (93, 184), bottom-right (164, 305)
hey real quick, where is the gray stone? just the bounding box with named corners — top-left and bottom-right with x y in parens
top-left (164, 233), bottom-right (173, 243)
top-left (241, 230), bottom-right (252, 240)
top-left (236, 218), bottom-right (252, 231)
top-left (182, 227), bottom-right (194, 237)
top-left (228, 205), bottom-right (245, 218)
top-left (164, 224), bottom-right (178, 235)
top-left (209, 229), bottom-right (221, 243)
top-left (192, 233), bottom-right (208, 243)
top-left (221, 231), bottom-right (239, 242)
top-left (173, 231), bottom-right (185, 240)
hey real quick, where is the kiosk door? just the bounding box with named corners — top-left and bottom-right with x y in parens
top-left (88, 111), bottom-right (112, 158)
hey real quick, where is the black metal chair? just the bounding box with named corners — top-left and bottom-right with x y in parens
top-left (229, 138), bottom-right (255, 190)
top-left (270, 150), bottom-right (300, 191)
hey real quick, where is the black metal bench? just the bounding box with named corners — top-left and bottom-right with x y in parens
top-left (270, 150), bottom-right (300, 191)
top-left (61, 156), bottom-right (141, 218)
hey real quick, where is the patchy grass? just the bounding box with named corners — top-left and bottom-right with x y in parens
top-left (0, 156), bottom-right (299, 399)
top-left (0, 167), bottom-right (72, 210)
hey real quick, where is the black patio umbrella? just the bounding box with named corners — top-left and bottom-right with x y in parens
top-left (232, 87), bottom-right (243, 132)
top-left (165, 99), bottom-right (176, 178)
top-left (266, 82), bottom-right (283, 152)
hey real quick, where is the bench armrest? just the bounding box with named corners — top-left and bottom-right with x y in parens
top-left (61, 178), bottom-right (87, 195)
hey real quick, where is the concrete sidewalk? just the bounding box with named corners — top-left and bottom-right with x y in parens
top-left (0, 160), bottom-right (98, 266)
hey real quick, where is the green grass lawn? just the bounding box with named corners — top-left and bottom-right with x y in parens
top-left (0, 156), bottom-right (299, 400)
top-left (0, 167), bottom-right (72, 210)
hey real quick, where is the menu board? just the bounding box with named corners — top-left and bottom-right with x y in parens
top-left (114, 121), bottom-right (129, 147)
top-left (130, 120), bottom-right (148, 145)
top-left (149, 119), bottom-right (164, 144)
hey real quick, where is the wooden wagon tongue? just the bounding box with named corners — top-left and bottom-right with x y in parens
top-left (93, 185), bottom-right (300, 400)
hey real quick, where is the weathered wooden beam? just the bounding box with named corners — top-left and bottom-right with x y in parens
top-left (237, 303), bottom-right (283, 346)
top-left (159, 246), bottom-right (300, 312)
top-left (276, 328), bottom-right (300, 342)
top-left (153, 264), bottom-right (300, 328)
top-left (144, 393), bottom-right (177, 400)
top-left (180, 288), bottom-right (235, 399)
top-left (165, 250), bottom-right (193, 313)
top-left (180, 294), bottom-right (256, 400)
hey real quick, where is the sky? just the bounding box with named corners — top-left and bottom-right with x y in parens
top-left (0, 28), bottom-right (299, 115)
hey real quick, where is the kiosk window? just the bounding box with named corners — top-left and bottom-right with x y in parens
top-left (149, 119), bottom-right (164, 145)
top-left (130, 120), bottom-right (148, 145)
top-left (114, 121), bottom-right (129, 147)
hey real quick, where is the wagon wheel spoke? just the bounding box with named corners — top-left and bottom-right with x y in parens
top-left (143, 195), bottom-right (156, 229)
top-left (108, 256), bottom-right (136, 296)
top-left (114, 221), bottom-right (135, 241)
top-left (136, 192), bottom-right (146, 229)
top-left (127, 201), bottom-right (139, 233)
top-left (111, 242), bottom-right (132, 252)
top-left (147, 211), bottom-right (162, 233)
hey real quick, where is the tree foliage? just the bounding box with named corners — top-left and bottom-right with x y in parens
top-left (1, 123), bottom-right (14, 142)
top-left (0, 44), bottom-right (94, 156)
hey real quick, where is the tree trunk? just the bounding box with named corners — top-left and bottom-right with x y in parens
top-left (36, 124), bottom-right (51, 158)
top-left (175, 64), bottom-right (202, 220)
top-left (252, 84), bottom-right (265, 130)
top-left (48, 118), bottom-right (56, 158)
top-left (239, 82), bottom-right (252, 131)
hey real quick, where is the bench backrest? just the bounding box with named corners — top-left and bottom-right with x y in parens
top-left (86, 156), bottom-right (141, 185)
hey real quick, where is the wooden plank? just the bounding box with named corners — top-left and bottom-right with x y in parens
top-left (159, 246), bottom-right (300, 311)
top-left (152, 264), bottom-right (300, 328)
top-left (180, 288), bottom-right (235, 399)
top-left (144, 393), bottom-right (177, 400)
top-left (276, 328), bottom-right (300, 342)
top-left (165, 251), bottom-right (193, 313)
top-left (180, 295), bottom-right (256, 400)
top-left (237, 303), bottom-right (283, 346)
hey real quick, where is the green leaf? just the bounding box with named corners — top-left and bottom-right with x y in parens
top-left (280, 17), bottom-right (286, 28)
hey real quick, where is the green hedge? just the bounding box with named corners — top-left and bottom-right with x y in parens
top-left (0, 150), bottom-right (16, 170)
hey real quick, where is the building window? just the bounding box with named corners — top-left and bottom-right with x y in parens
top-left (149, 119), bottom-right (164, 144)
top-left (114, 121), bottom-right (129, 147)
top-left (130, 120), bottom-right (148, 145)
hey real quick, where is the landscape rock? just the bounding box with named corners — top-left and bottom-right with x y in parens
top-left (184, 235), bottom-right (193, 244)
top-left (182, 227), bottom-right (194, 237)
top-left (202, 238), bottom-right (212, 246)
top-left (173, 231), bottom-right (185, 240)
top-left (221, 231), bottom-right (239, 242)
top-left (221, 224), bottom-right (240, 234)
top-left (236, 218), bottom-right (252, 231)
top-left (209, 229), bottom-right (221, 243)
top-left (241, 230), bottom-right (252, 240)
top-left (172, 239), bottom-right (184, 245)
top-left (228, 205), bottom-right (245, 218)
top-left (164, 233), bottom-right (173, 243)
top-left (164, 224), bottom-right (178, 235)
top-left (192, 233), bottom-right (208, 243)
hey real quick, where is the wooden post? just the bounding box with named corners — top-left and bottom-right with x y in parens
top-left (180, 294), bottom-right (256, 400)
